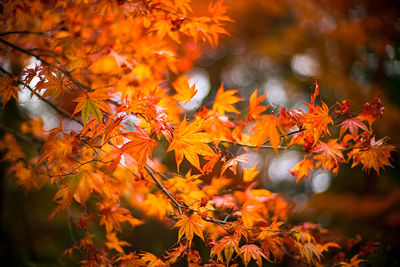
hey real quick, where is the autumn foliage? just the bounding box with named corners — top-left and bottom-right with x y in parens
top-left (0, 0), bottom-right (397, 266)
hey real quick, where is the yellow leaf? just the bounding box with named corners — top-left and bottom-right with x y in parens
top-left (174, 213), bottom-right (205, 246)
top-left (212, 84), bottom-right (243, 115)
top-left (173, 76), bottom-right (197, 104)
top-left (248, 89), bottom-right (267, 120)
top-left (167, 119), bottom-right (215, 172)
top-left (243, 163), bottom-right (259, 182)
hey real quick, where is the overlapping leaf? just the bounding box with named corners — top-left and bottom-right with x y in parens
top-left (167, 119), bottom-right (215, 172)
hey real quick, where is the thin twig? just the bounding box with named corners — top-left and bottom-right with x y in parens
top-left (0, 66), bottom-right (83, 126)
top-left (0, 38), bottom-right (51, 65)
top-left (0, 38), bottom-right (93, 94)
top-left (0, 123), bottom-right (43, 146)
top-left (0, 30), bottom-right (47, 37)
top-left (144, 165), bottom-right (183, 215)
top-left (219, 139), bottom-right (290, 150)
top-left (67, 207), bottom-right (84, 256)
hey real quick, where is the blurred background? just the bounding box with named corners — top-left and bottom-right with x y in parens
top-left (1, 0), bottom-right (400, 265)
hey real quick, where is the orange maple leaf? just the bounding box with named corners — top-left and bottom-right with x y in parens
top-left (258, 222), bottom-right (285, 262)
top-left (105, 232), bottom-right (130, 254)
top-left (115, 252), bottom-right (146, 266)
top-left (339, 254), bottom-right (366, 267)
top-left (173, 76), bottom-right (197, 104)
top-left (167, 119), bottom-right (215, 172)
top-left (140, 252), bottom-right (168, 267)
top-left (121, 127), bottom-right (158, 170)
top-left (248, 89), bottom-right (268, 120)
top-left (290, 157), bottom-right (315, 183)
top-left (303, 101), bottom-right (333, 143)
top-left (210, 234), bottom-right (240, 264)
top-left (0, 74), bottom-right (20, 108)
top-left (310, 81), bottom-right (320, 106)
top-left (250, 115), bottom-right (285, 153)
top-left (212, 84), bottom-right (243, 115)
top-left (348, 136), bottom-right (395, 175)
top-left (240, 244), bottom-right (268, 267)
top-left (42, 70), bottom-right (69, 98)
top-left (174, 213), bottom-right (205, 246)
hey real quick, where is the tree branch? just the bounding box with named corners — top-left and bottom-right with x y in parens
top-left (0, 38), bottom-right (51, 65)
top-left (219, 139), bottom-right (291, 150)
top-left (0, 123), bottom-right (42, 146)
top-left (0, 66), bottom-right (84, 126)
top-left (144, 165), bottom-right (183, 215)
top-left (0, 31), bottom-right (47, 37)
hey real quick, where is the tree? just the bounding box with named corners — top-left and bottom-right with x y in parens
top-left (0, 0), bottom-right (397, 266)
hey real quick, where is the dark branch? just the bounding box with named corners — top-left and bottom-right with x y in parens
top-left (144, 165), bottom-right (183, 215)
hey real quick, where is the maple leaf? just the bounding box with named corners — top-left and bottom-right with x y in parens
top-left (42, 70), bottom-right (69, 98)
top-left (121, 127), bottom-right (158, 170)
top-left (20, 117), bottom-right (47, 139)
top-left (335, 100), bottom-right (351, 115)
top-left (0, 133), bottom-right (25, 163)
top-left (142, 193), bottom-right (174, 220)
top-left (0, 74), bottom-right (20, 108)
top-left (339, 118), bottom-right (368, 137)
top-left (221, 154), bottom-right (252, 177)
top-left (248, 89), bottom-right (268, 120)
top-left (105, 232), bottom-right (130, 254)
top-left (242, 163), bottom-right (259, 182)
top-left (210, 235), bottom-right (240, 264)
top-left (238, 200), bottom-right (266, 228)
top-left (313, 139), bottom-right (344, 163)
top-left (250, 115), bottom-right (285, 153)
top-left (201, 110), bottom-right (236, 141)
top-left (173, 76), bottom-right (197, 104)
top-left (357, 96), bottom-right (384, 125)
top-left (165, 243), bottom-right (187, 264)
top-left (339, 254), bottom-right (366, 267)
top-left (98, 201), bottom-right (143, 233)
top-left (167, 119), bottom-right (215, 172)
top-left (299, 242), bottom-right (322, 265)
top-left (310, 81), bottom-right (320, 106)
top-left (290, 157), bottom-right (315, 183)
top-left (140, 252), bottom-right (168, 267)
top-left (240, 244), bottom-right (268, 267)
top-left (115, 252), bottom-right (146, 266)
top-left (316, 241), bottom-right (341, 253)
top-left (348, 136), bottom-right (395, 174)
top-left (303, 101), bottom-right (333, 143)
top-left (174, 213), bottom-right (205, 246)
top-left (212, 84), bottom-right (243, 115)
top-left (72, 89), bottom-right (111, 124)
top-left (258, 223), bottom-right (286, 263)
top-left (73, 170), bottom-right (104, 204)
